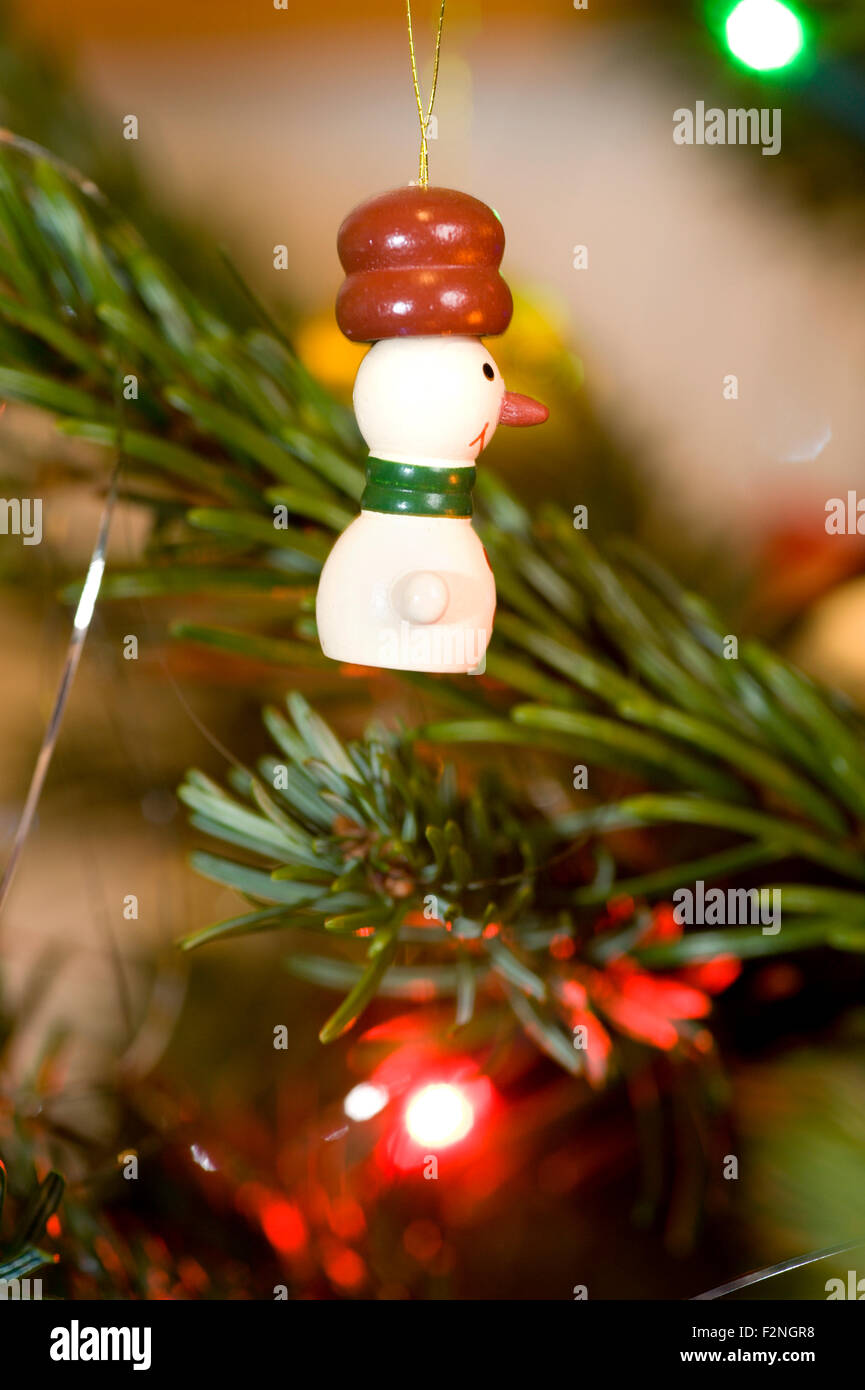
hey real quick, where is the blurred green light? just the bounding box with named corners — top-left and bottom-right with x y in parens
top-left (724, 0), bottom-right (804, 71)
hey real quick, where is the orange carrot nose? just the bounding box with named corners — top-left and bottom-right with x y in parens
top-left (499, 391), bottom-right (549, 426)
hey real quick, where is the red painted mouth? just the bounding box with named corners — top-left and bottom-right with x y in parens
top-left (469, 421), bottom-right (489, 451)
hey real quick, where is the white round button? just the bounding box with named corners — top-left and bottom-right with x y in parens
top-left (396, 571), bottom-right (450, 625)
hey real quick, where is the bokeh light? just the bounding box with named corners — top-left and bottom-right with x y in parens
top-left (343, 1082), bottom-right (388, 1121)
top-left (404, 1083), bottom-right (475, 1148)
top-left (724, 0), bottom-right (804, 72)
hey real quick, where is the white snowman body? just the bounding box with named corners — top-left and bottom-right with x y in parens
top-left (316, 336), bottom-right (504, 673)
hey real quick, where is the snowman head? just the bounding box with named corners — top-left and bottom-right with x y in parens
top-left (354, 336), bottom-right (547, 467)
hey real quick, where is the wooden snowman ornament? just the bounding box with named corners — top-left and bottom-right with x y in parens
top-left (316, 186), bottom-right (548, 673)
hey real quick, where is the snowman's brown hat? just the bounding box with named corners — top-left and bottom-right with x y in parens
top-left (336, 186), bottom-right (513, 343)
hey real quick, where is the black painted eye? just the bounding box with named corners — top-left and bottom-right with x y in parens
top-left (482, 362), bottom-right (495, 380)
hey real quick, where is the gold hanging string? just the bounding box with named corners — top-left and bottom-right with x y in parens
top-left (406, 0), bottom-right (446, 186)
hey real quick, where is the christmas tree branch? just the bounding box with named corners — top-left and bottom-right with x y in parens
top-left (2, 133), bottom-right (865, 1075)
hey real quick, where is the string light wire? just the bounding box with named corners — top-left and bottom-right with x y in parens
top-left (0, 386), bottom-right (123, 919)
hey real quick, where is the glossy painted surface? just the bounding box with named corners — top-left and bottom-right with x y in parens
top-left (499, 391), bottom-right (550, 425)
top-left (352, 336), bottom-right (505, 465)
top-left (316, 333), bottom-right (548, 672)
top-left (336, 185), bottom-right (513, 341)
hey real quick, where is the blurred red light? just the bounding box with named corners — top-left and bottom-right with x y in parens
top-left (323, 1243), bottom-right (366, 1291)
top-left (260, 1197), bottom-right (307, 1255)
top-left (405, 1082), bottom-right (474, 1147)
